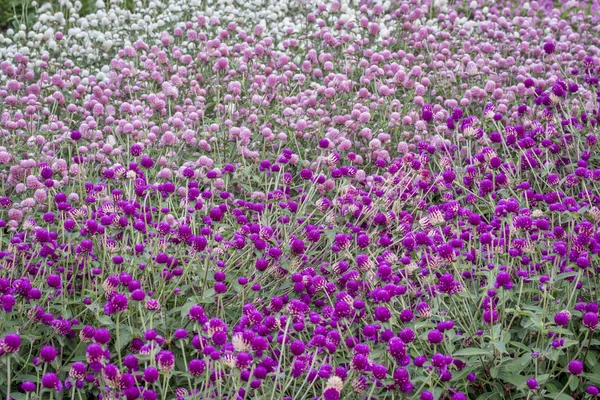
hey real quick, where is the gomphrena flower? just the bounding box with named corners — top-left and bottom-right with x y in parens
top-left (1, 333), bottom-right (20, 352)
top-left (568, 360), bottom-right (584, 375)
top-left (156, 350), bottom-right (175, 372)
top-left (583, 312), bottom-right (598, 329)
top-left (69, 362), bottom-right (87, 380)
top-left (41, 372), bottom-right (61, 391)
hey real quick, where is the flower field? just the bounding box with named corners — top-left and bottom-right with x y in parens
top-left (1, 0), bottom-right (600, 398)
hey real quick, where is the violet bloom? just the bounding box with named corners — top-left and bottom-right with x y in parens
top-left (568, 360), bottom-right (584, 375)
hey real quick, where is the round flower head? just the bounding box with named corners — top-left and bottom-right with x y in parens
top-left (143, 366), bottom-right (159, 383)
top-left (93, 328), bottom-right (111, 344)
top-left (543, 42), bottom-right (555, 55)
top-left (568, 360), bottom-right (584, 375)
top-left (427, 329), bottom-right (444, 344)
top-left (21, 381), bottom-right (36, 392)
top-left (583, 312), bottom-right (598, 329)
top-left (554, 311), bottom-right (570, 327)
top-left (388, 337), bottom-right (406, 359)
top-left (2, 333), bottom-right (20, 352)
top-left (587, 386), bottom-right (600, 396)
top-left (526, 379), bottom-right (538, 390)
top-left (40, 345), bottom-right (57, 363)
top-left (41, 372), bottom-right (61, 390)
top-left (70, 130), bottom-right (82, 141)
top-left (188, 359), bottom-right (206, 377)
top-left (156, 350), bottom-right (175, 372)
top-left (70, 362), bottom-right (87, 380)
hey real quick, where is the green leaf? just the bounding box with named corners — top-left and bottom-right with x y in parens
top-left (117, 325), bottom-right (133, 351)
top-left (546, 392), bottom-right (576, 400)
top-left (453, 348), bottom-right (493, 357)
top-left (493, 340), bottom-right (506, 354)
top-left (498, 373), bottom-right (528, 388)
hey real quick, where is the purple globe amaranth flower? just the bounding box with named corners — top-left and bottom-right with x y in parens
top-left (543, 42), bottom-right (556, 54)
top-left (143, 366), bottom-right (159, 383)
top-left (21, 381), bottom-right (36, 392)
top-left (70, 362), bottom-right (87, 380)
top-left (70, 130), bottom-right (82, 140)
top-left (420, 392), bottom-right (434, 400)
top-left (79, 326), bottom-right (95, 342)
top-left (583, 312), bottom-right (598, 329)
top-left (156, 350), bottom-right (175, 372)
top-left (290, 339), bottom-right (305, 356)
top-left (189, 359), bottom-right (206, 377)
top-left (587, 386), bottom-right (600, 396)
top-left (399, 328), bottom-right (415, 343)
top-left (554, 311), bottom-right (570, 327)
top-left (427, 329), bottom-right (444, 344)
top-left (41, 372), bottom-right (61, 390)
top-left (568, 359), bottom-right (584, 375)
top-left (526, 379), bottom-right (539, 390)
top-left (2, 333), bottom-right (20, 352)
top-left (40, 345), bottom-right (57, 363)
top-left (388, 337), bottom-right (406, 359)
top-left (322, 387), bottom-right (340, 400)
top-left (93, 328), bottom-right (111, 344)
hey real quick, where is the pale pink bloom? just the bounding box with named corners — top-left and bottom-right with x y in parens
top-left (15, 183), bottom-right (27, 194)
top-left (21, 198), bottom-right (36, 208)
top-left (8, 209), bottom-right (23, 222)
top-left (0, 151), bottom-right (11, 163)
top-left (158, 169), bottom-right (173, 179)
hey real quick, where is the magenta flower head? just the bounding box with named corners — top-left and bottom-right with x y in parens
top-left (40, 345), bottom-right (57, 363)
top-left (156, 350), bottom-right (175, 372)
top-left (70, 130), bottom-right (82, 140)
top-left (587, 386), bottom-right (600, 396)
top-left (21, 381), bottom-right (36, 392)
top-left (323, 387), bottom-right (340, 400)
top-left (103, 364), bottom-right (121, 388)
top-left (526, 379), bottom-right (538, 390)
top-left (2, 333), bottom-right (21, 352)
top-left (427, 329), bottom-right (444, 344)
top-left (41, 372), bottom-right (61, 391)
top-left (568, 359), bottom-right (584, 375)
top-left (188, 359), bottom-right (206, 377)
top-left (173, 329), bottom-right (188, 340)
top-left (143, 366), bottom-right (159, 383)
top-left (388, 337), bottom-right (406, 359)
top-left (79, 325), bottom-right (95, 342)
top-left (420, 391), bottom-right (434, 400)
top-left (583, 312), bottom-right (598, 329)
top-left (93, 328), bottom-right (111, 344)
top-left (554, 311), bottom-right (570, 327)
top-left (543, 42), bottom-right (555, 55)
top-left (70, 362), bottom-right (87, 380)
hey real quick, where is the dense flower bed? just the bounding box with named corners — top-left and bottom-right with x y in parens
top-left (1, 0), bottom-right (600, 399)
